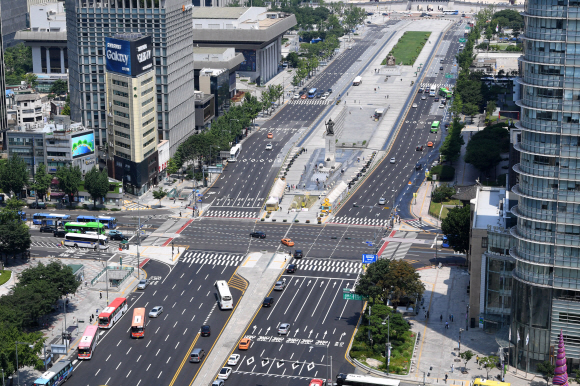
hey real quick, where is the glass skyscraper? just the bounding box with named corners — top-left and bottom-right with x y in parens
top-left (511, 0), bottom-right (580, 372)
top-left (65, 0), bottom-right (195, 156)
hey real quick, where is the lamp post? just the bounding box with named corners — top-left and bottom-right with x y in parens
top-left (459, 328), bottom-right (464, 352)
top-left (382, 316), bottom-right (391, 374)
top-left (2, 368), bottom-right (5, 386)
top-left (15, 342), bottom-right (32, 386)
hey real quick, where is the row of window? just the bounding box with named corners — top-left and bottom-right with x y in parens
top-left (143, 137), bottom-right (155, 148)
top-left (114, 100), bottom-right (129, 108)
top-left (116, 150), bottom-right (131, 160)
top-left (142, 107), bottom-right (154, 117)
top-left (143, 128), bottom-right (155, 138)
top-left (115, 130), bottom-right (130, 139)
top-left (114, 120), bottom-right (130, 129)
top-left (141, 77), bottom-right (153, 86)
top-left (113, 79), bottom-right (128, 88)
top-left (141, 87), bottom-right (153, 97)
top-left (115, 141), bottom-right (130, 149)
top-left (142, 97), bottom-right (154, 107)
top-left (113, 90), bottom-right (128, 98)
top-left (114, 110), bottom-right (130, 118)
top-left (143, 116), bottom-right (155, 127)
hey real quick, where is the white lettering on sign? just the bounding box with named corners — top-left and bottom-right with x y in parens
top-left (137, 50), bottom-right (151, 63)
top-left (137, 44), bottom-right (148, 52)
top-left (107, 42), bottom-right (122, 49)
top-left (106, 50), bottom-right (129, 65)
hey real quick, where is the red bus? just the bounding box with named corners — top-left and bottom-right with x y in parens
top-left (78, 325), bottom-right (99, 359)
top-left (131, 308), bottom-right (146, 338)
top-left (98, 297), bottom-right (128, 329)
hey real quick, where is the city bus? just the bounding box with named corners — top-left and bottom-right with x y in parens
top-left (131, 307), bottom-right (146, 338)
top-left (98, 297), bottom-right (128, 329)
top-left (443, 10), bottom-right (459, 15)
top-left (215, 280), bottom-right (233, 310)
top-left (64, 222), bottom-right (106, 234)
top-left (439, 87), bottom-right (453, 98)
top-left (229, 144), bottom-right (242, 162)
top-left (32, 213), bottom-right (71, 226)
top-left (353, 76), bottom-right (362, 86)
top-left (31, 360), bottom-right (73, 386)
top-left (308, 88), bottom-right (318, 98)
top-left (77, 215), bottom-right (117, 229)
top-left (431, 121), bottom-right (440, 133)
top-left (64, 233), bottom-right (109, 250)
top-left (78, 325), bottom-right (99, 359)
top-left (336, 374), bottom-right (400, 386)
top-left (429, 85), bottom-right (437, 96)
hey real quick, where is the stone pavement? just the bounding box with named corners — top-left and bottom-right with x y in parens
top-left (192, 252), bottom-right (287, 386)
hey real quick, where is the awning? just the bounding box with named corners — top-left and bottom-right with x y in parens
top-left (50, 192), bottom-right (65, 197)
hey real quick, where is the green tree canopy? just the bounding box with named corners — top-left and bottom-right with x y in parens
top-left (31, 163), bottom-right (52, 201)
top-left (0, 203), bottom-right (31, 260)
top-left (537, 360), bottom-right (555, 386)
top-left (464, 125), bottom-right (509, 174)
top-left (84, 166), bottom-right (110, 208)
top-left (441, 205), bottom-right (470, 254)
top-left (0, 155), bottom-right (29, 198)
top-left (56, 165), bottom-right (82, 203)
top-left (152, 188), bottom-right (167, 206)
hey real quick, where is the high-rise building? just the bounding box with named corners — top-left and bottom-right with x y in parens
top-left (510, 0), bottom-right (580, 372)
top-left (105, 33), bottom-right (159, 196)
top-left (0, 0), bottom-right (28, 48)
top-left (0, 1), bottom-right (8, 148)
top-left (65, 0), bottom-right (195, 157)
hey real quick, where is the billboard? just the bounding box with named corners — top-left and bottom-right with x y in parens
top-left (105, 35), bottom-right (153, 77)
top-left (237, 49), bottom-right (256, 72)
top-left (71, 132), bottom-right (95, 159)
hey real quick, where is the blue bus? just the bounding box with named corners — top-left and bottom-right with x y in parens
top-left (32, 213), bottom-right (71, 226)
top-left (32, 359), bottom-right (73, 386)
top-left (308, 88), bottom-right (317, 98)
top-left (443, 10), bottom-right (459, 15)
top-left (77, 215), bottom-right (117, 229)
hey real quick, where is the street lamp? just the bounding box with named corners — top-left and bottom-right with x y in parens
top-left (459, 328), bottom-right (464, 352)
top-left (15, 342), bottom-right (33, 386)
top-left (382, 316), bottom-right (391, 374)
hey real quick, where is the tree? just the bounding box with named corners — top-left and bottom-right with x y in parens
top-left (440, 117), bottom-right (464, 164)
top-left (84, 166), bottom-right (110, 208)
top-left (355, 259), bottom-right (425, 307)
top-left (30, 163), bottom-right (52, 202)
top-left (480, 356), bottom-right (498, 379)
top-left (450, 93), bottom-right (463, 117)
top-left (166, 158), bottom-right (179, 176)
top-left (464, 125), bottom-right (509, 175)
top-left (537, 361), bottom-right (555, 386)
top-left (24, 73), bottom-right (38, 89)
top-left (0, 155), bottom-right (29, 198)
top-left (0, 205), bottom-right (31, 261)
top-left (286, 51), bottom-right (300, 68)
top-left (56, 165), bottom-right (82, 203)
top-left (441, 205), bottom-right (470, 254)
top-left (459, 350), bottom-right (474, 372)
top-left (463, 103), bottom-right (479, 124)
top-left (431, 184), bottom-right (456, 203)
top-left (50, 79), bottom-right (68, 95)
top-left (152, 188), bottom-right (167, 206)
top-left (573, 369), bottom-right (580, 385)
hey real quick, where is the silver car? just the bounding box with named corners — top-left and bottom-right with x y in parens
top-left (379, 198), bottom-right (386, 205)
top-left (278, 323), bottom-right (291, 335)
top-left (149, 306), bottom-right (163, 318)
top-left (274, 281), bottom-right (286, 291)
top-left (137, 279), bottom-right (149, 290)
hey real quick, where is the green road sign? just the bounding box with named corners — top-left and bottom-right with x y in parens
top-left (343, 288), bottom-right (369, 301)
top-left (459, 38), bottom-right (467, 42)
top-left (445, 74), bottom-right (454, 78)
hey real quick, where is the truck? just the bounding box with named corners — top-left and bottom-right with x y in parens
top-left (374, 108), bottom-right (385, 119)
top-left (353, 76), bottom-right (362, 86)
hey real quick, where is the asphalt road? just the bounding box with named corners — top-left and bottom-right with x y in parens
top-left (204, 23), bottom-right (399, 218)
top-left (331, 21), bottom-right (465, 225)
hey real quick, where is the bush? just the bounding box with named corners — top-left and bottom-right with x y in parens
top-left (431, 165), bottom-right (455, 181)
top-left (431, 184), bottom-right (456, 203)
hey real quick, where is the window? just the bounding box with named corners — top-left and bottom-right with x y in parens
top-left (114, 110), bottom-right (130, 118)
top-left (115, 131), bottom-right (130, 139)
top-left (143, 117), bottom-right (155, 126)
top-left (47, 151), bottom-right (67, 157)
top-left (113, 90), bottom-right (128, 98)
top-left (142, 107), bottom-right (154, 117)
top-left (141, 77), bottom-right (153, 86)
top-left (114, 120), bottom-right (130, 129)
top-left (142, 97), bottom-right (154, 106)
top-left (116, 150), bottom-right (131, 160)
top-left (112, 79), bottom-right (128, 87)
top-left (115, 141), bottom-right (131, 149)
top-left (113, 100), bottom-right (129, 108)
top-left (141, 87), bottom-right (153, 96)
top-left (143, 137), bottom-right (155, 148)
top-left (481, 237), bottom-right (488, 248)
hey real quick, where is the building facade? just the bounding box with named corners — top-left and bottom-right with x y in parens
top-left (511, 0), bottom-right (580, 372)
top-left (0, 0), bottom-right (28, 47)
top-left (65, 0), bottom-right (195, 156)
top-left (0, 3), bottom-right (8, 148)
top-left (105, 33), bottom-right (158, 196)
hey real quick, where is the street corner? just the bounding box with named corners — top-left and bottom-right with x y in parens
top-left (240, 252), bottom-right (263, 268)
top-left (267, 253), bottom-right (291, 270)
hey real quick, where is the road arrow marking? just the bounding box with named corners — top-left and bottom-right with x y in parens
top-left (247, 356), bottom-right (254, 365)
top-left (292, 362), bottom-right (300, 370)
top-left (261, 358), bottom-right (269, 367)
top-left (323, 331), bottom-right (328, 340)
top-left (252, 325), bottom-right (257, 334)
top-left (277, 360), bottom-right (285, 368)
top-left (307, 362), bottom-right (316, 371)
top-left (308, 329), bottom-right (313, 339)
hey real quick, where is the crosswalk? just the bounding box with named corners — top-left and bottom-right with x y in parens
top-left (288, 99), bottom-right (332, 105)
top-left (404, 219), bottom-right (437, 231)
top-left (179, 251), bottom-right (244, 266)
top-left (123, 201), bottom-right (150, 211)
top-left (31, 240), bottom-right (124, 250)
top-left (420, 83), bottom-right (453, 89)
top-left (293, 259), bottom-right (363, 274)
top-left (203, 209), bottom-right (260, 219)
top-left (381, 239), bottom-right (414, 261)
top-left (330, 216), bottom-right (390, 227)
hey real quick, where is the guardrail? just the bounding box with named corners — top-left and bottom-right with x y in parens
top-left (111, 267), bottom-right (134, 288)
top-left (91, 265), bottom-right (134, 286)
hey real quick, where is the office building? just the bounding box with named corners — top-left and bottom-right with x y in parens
top-left (0, 0), bottom-right (28, 47)
top-left (105, 33), bottom-right (158, 196)
top-left (0, 4), bottom-right (8, 148)
top-left (65, 0), bottom-right (195, 156)
top-left (15, 2), bottom-right (68, 75)
top-left (510, 0), bottom-right (580, 372)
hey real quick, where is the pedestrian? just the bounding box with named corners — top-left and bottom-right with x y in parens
top-left (91, 314), bottom-right (94, 320)
top-left (424, 312), bottom-right (427, 319)
top-left (427, 311), bottom-right (430, 318)
top-left (451, 364), bottom-right (454, 373)
top-left (387, 95), bottom-right (389, 99)
top-left (440, 314), bottom-right (443, 321)
top-left (451, 314), bottom-right (454, 322)
top-left (445, 321), bottom-right (449, 329)
top-left (476, 356), bottom-right (479, 365)
top-left (179, 212), bottom-right (182, 217)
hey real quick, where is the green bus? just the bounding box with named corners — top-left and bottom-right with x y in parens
top-left (439, 87), bottom-right (452, 98)
top-left (64, 222), bottom-right (106, 235)
top-left (431, 121), bottom-right (440, 133)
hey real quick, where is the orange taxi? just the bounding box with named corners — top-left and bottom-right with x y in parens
top-left (267, 132), bottom-right (273, 139)
top-left (300, 93), bottom-right (308, 99)
top-left (427, 141), bottom-right (434, 147)
top-left (281, 238), bottom-right (295, 247)
top-left (239, 338), bottom-right (251, 350)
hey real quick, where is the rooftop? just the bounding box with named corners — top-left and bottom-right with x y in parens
top-left (192, 47), bottom-right (230, 55)
top-left (192, 7), bottom-right (250, 19)
top-left (472, 187), bottom-right (506, 229)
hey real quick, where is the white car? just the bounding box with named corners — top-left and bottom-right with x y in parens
top-left (266, 143), bottom-right (273, 150)
top-left (278, 323), bottom-right (291, 335)
top-left (379, 198), bottom-right (386, 205)
top-left (293, 93), bottom-right (300, 99)
top-left (149, 306), bottom-right (163, 318)
top-left (421, 95), bottom-right (427, 100)
top-left (218, 367), bottom-right (232, 380)
top-left (412, 103), bottom-right (418, 108)
top-left (439, 104), bottom-right (445, 108)
top-left (227, 354), bottom-right (240, 366)
top-left (390, 158), bottom-right (396, 164)
top-left (137, 279), bottom-right (149, 290)
top-left (322, 92), bottom-right (329, 100)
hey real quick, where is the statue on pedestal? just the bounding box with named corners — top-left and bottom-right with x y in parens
top-left (386, 54), bottom-right (396, 66)
top-left (325, 118), bottom-right (335, 135)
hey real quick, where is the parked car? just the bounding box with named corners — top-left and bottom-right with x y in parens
top-left (29, 201), bottom-right (46, 209)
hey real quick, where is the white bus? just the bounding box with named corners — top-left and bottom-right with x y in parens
top-left (337, 373), bottom-right (401, 386)
top-left (215, 280), bottom-right (233, 310)
top-left (353, 76), bottom-right (362, 86)
top-left (429, 85), bottom-right (437, 96)
top-left (64, 233), bottom-right (109, 250)
top-left (229, 144), bottom-right (242, 162)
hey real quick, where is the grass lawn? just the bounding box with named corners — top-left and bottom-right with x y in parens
top-left (0, 270), bottom-right (12, 286)
top-left (383, 31), bottom-right (431, 66)
top-left (350, 330), bottom-right (416, 374)
top-left (429, 199), bottom-right (462, 219)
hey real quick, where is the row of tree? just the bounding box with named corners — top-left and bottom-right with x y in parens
top-left (439, 116), bottom-right (465, 164)
top-left (0, 155), bottom-right (112, 207)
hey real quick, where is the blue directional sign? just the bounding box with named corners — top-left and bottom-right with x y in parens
top-left (362, 254), bottom-right (378, 264)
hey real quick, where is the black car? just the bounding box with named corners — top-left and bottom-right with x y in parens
top-left (201, 325), bottom-right (211, 337)
top-left (250, 231), bottom-right (266, 239)
top-left (434, 97), bottom-right (439, 102)
top-left (441, 99), bottom-right (447, 105)
top-left (294, 250), bottom-right (303, 259)
top-left (110, 233), bottom-right (129, 241)
top-left (416, 145), bottom-right (424, 151)
top-left (439, 66), bottom-right (444, 71)
top-left (298, 90), bottom-right (305, 96)
top-left (263, 297), bottom-right (274, 307)
top-left (440, 59), bottom-right (444, 64)
top-left (40, 225), bottom-right (56, 233)
top-left (54, 229), bottom-right (67, 237)
top-left (327, 89), bottom-right (333, 94)
top-left (286, 264), bottom-right (297, 274)
top-left (418, 88), bottom-right (423, 93)
top-left (415, 163), bottom-right (423, 170)
top-left (30, 201), bottom-right (46, 209)
top-left (316, 92), bottom-right (323, 99)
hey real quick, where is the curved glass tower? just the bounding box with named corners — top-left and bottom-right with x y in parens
top-left (509, 0), bottom-right (580, 372)
top-left (511, 0), bottom-right (580, 372)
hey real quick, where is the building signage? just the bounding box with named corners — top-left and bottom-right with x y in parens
top-left (105, 35), bottom-right (153, 77)
top-left (71, 131), bottom-right (95, 159)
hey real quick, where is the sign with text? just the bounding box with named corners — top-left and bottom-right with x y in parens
top-left (362, 254), bottom-right (377, 264)
top-left (105, 35), bottom-right (153, 77)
